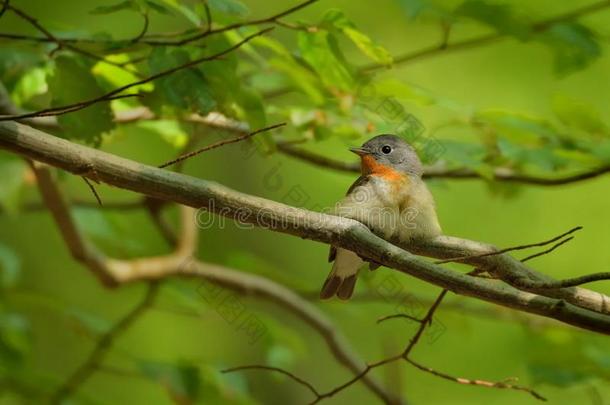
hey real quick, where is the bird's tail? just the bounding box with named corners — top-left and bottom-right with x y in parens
top-left (320, 248), bottom-right (363, 300)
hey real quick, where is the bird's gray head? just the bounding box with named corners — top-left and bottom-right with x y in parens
top-left (350, 134), bottom-right (423, 177)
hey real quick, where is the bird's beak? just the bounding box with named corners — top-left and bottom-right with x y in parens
top-left (349, 147), bottom-right (370, 156)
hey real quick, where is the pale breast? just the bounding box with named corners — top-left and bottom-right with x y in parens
top-left (396, 179), bottom-right (442, 241)
top-left (335, 175), bottom-right (441, 241)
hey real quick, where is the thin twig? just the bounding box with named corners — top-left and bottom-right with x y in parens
top-left (403, 290), bottom-right (448, 356)
top-left (377, 313), bottom-right (422, 324)
top-left (242, 287), bottom-right (541, 403)
top-left (434, 227), bottom-right (582, 264)
top-left (404, 358), bottom-right (547, 401)
top-left (158, 122), bottom-right (286, 169)
top-left (521, 237), bottom-right (574, 262)
top-left (203, 0), bottom-right (212, 33)
top-left (130, 11), bottom-right (149, 44)
top-left (81, 177), bottom-right (102, 206)
top-left (222, 365), bottom-right (320, 397)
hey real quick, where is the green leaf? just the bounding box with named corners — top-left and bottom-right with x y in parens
top-left (439, 140), bottom-right (486, 168)
top-left (498, 138), bottom-right (568, 171)
top-left (369, 78), bottom-right (436, 105)
top-left (268, 58), bottom-right (326, 105)
top-left (552, 94), bottom-right (607, 135)
top-left (90, 1), bottom-right (133, 15)
top-left (322, 10), bottom-right (393, 65)
top-left (587, 139), bottom-right (610, 163)
top-left (0, 48), bottom-right (46, 87)
top-left (139, 361), bottom-right (200, 403)
top-left (10, 66), bottom-right (48, 108)
top-left (73, 209), bottom-right (145, 254)
top-left (266, 345), bottom-right (295, 370)
top-left (0, 313), bottom-right (31, 370)
top-left (298, 30), bottom-right (354, 92)
top-left (537, 22), bottom-right (601, 76)
top-left (398, 0), bottom-right (435, 19)
top-left (528, 364), bottom-right (589, 387)
top-left (0, 155), bottom-right (26, 214)
top-left (475, 109), bottom-right (558, 145)
top-left (66, 309), bottom-right (111, 336)
top-left (137, 120), bottom-right (189, 148)
top-left (48, 56), bottom-right (115, 146)
top-left (455, 0), bottom-right (530, 38)
top-left (234, 87), bottom-right (267, 131)
top-left (148, 47), bottom-right (216, 115)
top-left (0, 244), bottom-right (20, 289)
top-left (145, 0), bottom-right (173, 15)
top-left (93, 54), bottom-right (151, 91)
top-left (207, 0), bottom-right (249, 17)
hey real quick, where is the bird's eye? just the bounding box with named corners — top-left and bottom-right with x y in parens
top-left (381, 145), bottom-right (392, 154)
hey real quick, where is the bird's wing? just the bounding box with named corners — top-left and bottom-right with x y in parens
top-left (328, 175), bottom-right (370, 264)
top-left (346, 175), bottom-right (370, 195)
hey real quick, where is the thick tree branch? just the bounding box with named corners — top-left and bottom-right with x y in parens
top-left (3, 121), bottom-right (610, 334)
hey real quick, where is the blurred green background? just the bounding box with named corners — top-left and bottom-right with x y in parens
top-left (1, 0), bottom-right (610, 404)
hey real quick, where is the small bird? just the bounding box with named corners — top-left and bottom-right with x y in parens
top-left (320, 134), bottom-right (442, 300)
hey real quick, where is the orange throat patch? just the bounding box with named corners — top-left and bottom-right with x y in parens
top-left (360, 155), bottom-right (405, 182)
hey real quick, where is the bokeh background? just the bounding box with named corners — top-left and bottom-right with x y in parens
top-left (1, 0), bottom-right (610, 404)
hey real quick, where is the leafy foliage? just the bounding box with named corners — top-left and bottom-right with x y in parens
top-left (48, 55), bottom-right (115, 146)
top-left (1, 0), bottom-right (610, 403)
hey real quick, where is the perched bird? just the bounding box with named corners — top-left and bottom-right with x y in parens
top-left (320, 134), bottom-right (442, 300)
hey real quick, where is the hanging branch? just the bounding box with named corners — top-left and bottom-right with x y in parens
top-left (226, 289), bottom-right (546, 403)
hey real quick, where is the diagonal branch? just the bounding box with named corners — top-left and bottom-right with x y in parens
top-left (434, 226), bottom-right (582, 264)
top-left (2, 121), bottom-right (610, 334)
